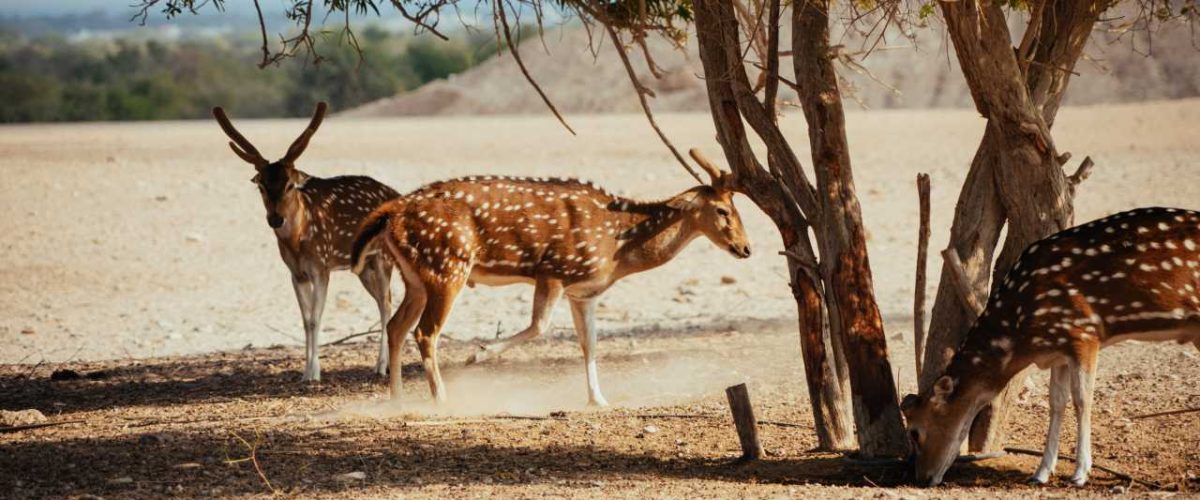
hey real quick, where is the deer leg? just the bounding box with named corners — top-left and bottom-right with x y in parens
top-left (358, 257), bottom-right (394, 377)
top-left (467, 279), bottom-right (563, 365)
top-left (1030, 364), bottom-right (1070, 484)
top-left (290, 272), bottom-right (318, 382)
top-left (301, 270), bottom-right (330, 382)
top-left (385, 275), bottom-right (424, 401)
top-left (414, 280), bottom-right (462, 403)
top-left (1068, 353), bottom-right (1098, 486)
top-left (569, 297), bottom-right (608, 407)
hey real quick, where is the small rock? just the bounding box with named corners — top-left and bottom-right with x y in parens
top-left (0, 409), bottom-right (47, 427)
top-left (20, 327), bottom-right (34, 335)
top-left (642, 425), bottom-right (659, 435)
top-left (154, 195), bottom-right (169, 202)
top-left (1110, 485), bottom-right (1127, 495)
top-left (549, 411), bottom-right (567, 418)
top-left (184, 233), bottom-right (204, 243)
top-left (336, 471), bottom-right (367, 481)
top-left (720, 275), bottom-right (737, 285)
top-left (51, 369), bottom-right (82, 381)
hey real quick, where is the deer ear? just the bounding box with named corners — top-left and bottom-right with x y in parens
top-left (666, 191), bottom-right (703, 210)
top-left (932, 376), bottom-right (956, 400)
top-left (292, 171), bottom-right (310, 189)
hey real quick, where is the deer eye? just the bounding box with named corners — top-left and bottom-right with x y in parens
top-left (716, 207), bottom-right (730, 217)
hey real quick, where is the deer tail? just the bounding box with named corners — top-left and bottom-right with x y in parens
top-left (351, 207), bottom-right (392, 274)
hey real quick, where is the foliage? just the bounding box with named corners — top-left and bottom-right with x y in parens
top-left (0, 27), bottom-right (500, 122)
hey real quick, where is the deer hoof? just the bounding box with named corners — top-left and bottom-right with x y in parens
top-left (587, 396), bottom-right (610, 408)
top-left (1025, 474), bottom-right (1049, 486)
top-left (1069, 475), bottom-right (1088, 487)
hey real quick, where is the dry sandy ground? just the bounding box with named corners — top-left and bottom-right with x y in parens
top-left (1, 100), bottom-right (1199, 497)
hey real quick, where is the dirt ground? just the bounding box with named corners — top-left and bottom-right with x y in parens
top-left (2, 326), bottom-right (1198, 498)
top-left (2, 100), bottom-right (1200, 498)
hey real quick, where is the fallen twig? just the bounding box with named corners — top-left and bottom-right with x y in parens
top-left (633, 412), bottom-right (806, 429)
top-left (0, 420), bottom-right (84, 434)
top-left (321, 324), bottom-right (381, 347)
top-left (226, 430), bottom-right (277, 494)
top-left (1131, 406), bottom-right (1200, 420)
top-left (1003, 447), bottom-right (1165, 489)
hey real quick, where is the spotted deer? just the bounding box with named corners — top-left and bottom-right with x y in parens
top-left (903, 207), bottom-right (1200, 487)
top-left (213, 102), bottom-right (400, 382)
top-left (351, 149), bottom-right (751, 406)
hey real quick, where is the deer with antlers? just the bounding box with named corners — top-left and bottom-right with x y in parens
top-left (351, 149), bottom-right (751, 406)
top-left (903, 207), bottom-right (1200, 487)
top-left (213, 102), bottom-right (400, 382)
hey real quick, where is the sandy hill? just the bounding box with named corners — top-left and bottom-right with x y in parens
top-left (345, 21), bottom-right (1199, 117)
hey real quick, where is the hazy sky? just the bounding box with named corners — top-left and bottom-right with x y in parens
top-left (0, 0), bottom-right (263, 17)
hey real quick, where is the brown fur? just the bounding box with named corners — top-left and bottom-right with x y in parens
top-left (904, 207), bottom-right (1200, 486)
top-left (355, 172), bottom-right (752, 405)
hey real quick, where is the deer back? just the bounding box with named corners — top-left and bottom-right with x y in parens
top-left (378, 176), bottom-right (671, 284)
top-left (947, 207), bottom-right (1200, 384)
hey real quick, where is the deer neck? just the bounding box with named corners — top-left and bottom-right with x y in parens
top-left (274, 190), bottom-right (312, 254)
top-left (610, 202), bottom-right (699, 279)
top-left (941, 321), bottom-right (1034, 401)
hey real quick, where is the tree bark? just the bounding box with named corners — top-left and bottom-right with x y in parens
top-left (921, 0), bottom-right (1108, 452)
top-left (693, 0), bottom-right (855, 451)
top-left (791, 0), bottom-right (908, 457)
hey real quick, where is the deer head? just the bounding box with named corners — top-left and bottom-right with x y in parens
top-left (682, 148), bottom-right (751, 259)
top-left (901, 373), bottom-right (995, 486)
top-left (213, 102), bottom-right (327, 229)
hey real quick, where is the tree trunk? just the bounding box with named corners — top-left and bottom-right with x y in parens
top-left (692, 0), bottom-right (857, 451)
top-left (922, 0), bottom-right (1107, 452)
top-left (791, 0), bottom-right (908, 457)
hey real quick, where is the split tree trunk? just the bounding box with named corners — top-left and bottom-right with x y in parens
top-left (920, 0), bottom-right (1108, 452)
top-left (791, 0), bottom-right (908, 457)
top-left (692, 0), bottom-right (858, 451)
top-left (693, 0), bottom-right (908, 456)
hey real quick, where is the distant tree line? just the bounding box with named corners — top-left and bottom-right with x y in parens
top-left (0, 25), bottom-right (506, 122)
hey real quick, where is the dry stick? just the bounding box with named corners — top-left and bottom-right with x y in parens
top-left (914, 173), bottom-right (932, 380)
top-left (942, 248), bottom-right (986, 317)
top-left (600, 19), bottom-right (705, 184)
top-left (495, 1), bottom-right (575, 135)
top-left (1131, 406), bottom-right (1200, 420)
top-left (634, 412), bottom-right (806, 429)
top-left (0, 420), bottom-right (84, 434)
top-left (1003, 447), bottom-right (1165, 489)
top-left (725, 383), bottom-right (765, 462)
top-left (321, 323), bottom-right (382, 347)
top-left (227, 430), bottom-right (277, 494)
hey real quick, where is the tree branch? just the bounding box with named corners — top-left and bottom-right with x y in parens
top-left (496, 0), bottom-right (576, 135)
top-left (941, 247), bottom-right (986, 317)
top-left (914, 173), bottom-right (931, 380)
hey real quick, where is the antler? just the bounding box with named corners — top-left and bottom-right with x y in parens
top-left (688, 148), bottom-right (734, 188)
top-left (211, 106), bottom-right (266, 167)
top-left (282, 101), bottom-right (328, 163)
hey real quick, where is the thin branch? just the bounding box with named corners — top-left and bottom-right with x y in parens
top-left (941, 248), bottom-right (986, 317)
top-left (599, 13), bottom-right (704, 183)
top-left (251, 0), bottom-right (272, 68)
top-left (392, 1), bottom-right (450, 40)
top-left (495, 0), bottom-right (575, 135)
top-left (1131, 406), bottom-right (1200, 420)
top-left (1003, 447), bottom-right (1166, 489)
top-left (320, 324), bottom-right (382, 347)
top-left (914, 173), bottom-right (931, 380)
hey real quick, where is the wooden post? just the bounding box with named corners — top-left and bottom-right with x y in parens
top-left (914, 173), bottom-right (931, 380)
top-left (725, 383), bottom-right (764, 462)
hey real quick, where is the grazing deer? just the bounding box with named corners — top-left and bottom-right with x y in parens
top-left (903, 207), bottom-right (1200, 487)
top-left (213, 102), bottom-right (400, 382)
top-left (351, 149), bottom-right (751, 406)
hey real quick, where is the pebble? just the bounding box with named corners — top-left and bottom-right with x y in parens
top-left (109, 477), bottom-right (133, 485)
top-left (0, 409), bottom-right (47, 427)
top-left (184, 233), bottom-right (204, 243)
top-left (20, 327), bottom-right (35, 335)
top-left (642, 425), bottom-right (659, 434)
top-left (336, 471), bottom-right (367, 481)
top-left (720, 275), bottom-right (737, 285)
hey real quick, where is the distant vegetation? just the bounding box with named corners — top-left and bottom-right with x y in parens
top-left (0, 26), bottom-right (506, 122)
